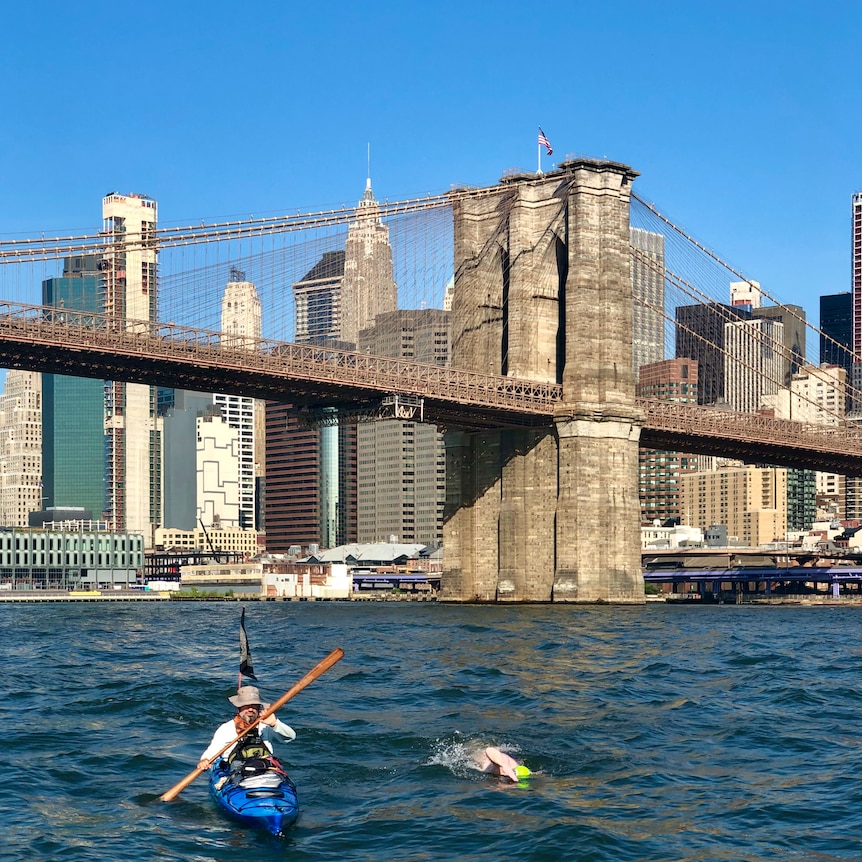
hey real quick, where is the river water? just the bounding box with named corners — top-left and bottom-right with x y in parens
top-left (3, 600), bottom-right (862, 861)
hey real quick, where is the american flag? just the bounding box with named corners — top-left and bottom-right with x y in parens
top-left (538, 127), bottom-right (553, 156)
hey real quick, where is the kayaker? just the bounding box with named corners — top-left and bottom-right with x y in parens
top-left (197, 685), bottom-right (296, 770)
top-left (474, 746), bottom-right (531, 782)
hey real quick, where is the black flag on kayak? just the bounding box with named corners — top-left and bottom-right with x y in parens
top-left (239, 607), bottom-right (257, 681)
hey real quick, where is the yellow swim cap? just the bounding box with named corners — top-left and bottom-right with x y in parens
top-left (514, 765), bottom-right (531, 779)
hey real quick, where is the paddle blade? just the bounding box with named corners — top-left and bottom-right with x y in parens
top-left (161, 765), bottom-right (205, 802)
top-left (239, 606), bottom-right (257, 681)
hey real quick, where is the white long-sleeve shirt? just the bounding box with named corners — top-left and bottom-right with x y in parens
top-left (200, 717), bottom-right (296, 763)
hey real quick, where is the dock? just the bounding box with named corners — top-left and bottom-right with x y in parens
top-left (0, 588), bottom-right (172, 603)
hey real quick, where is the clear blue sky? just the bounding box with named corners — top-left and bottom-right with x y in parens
top-left (2, 0), bottom-right (860, 321)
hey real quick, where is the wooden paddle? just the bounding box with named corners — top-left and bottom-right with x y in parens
top-left (160, 646), bottom-right (345, 802)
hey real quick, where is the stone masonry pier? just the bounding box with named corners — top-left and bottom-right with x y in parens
top-left (442, 159), bottom-right (645, 603)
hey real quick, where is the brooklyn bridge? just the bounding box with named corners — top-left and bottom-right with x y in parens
top-left (0, 158), bottom-right (857, 602)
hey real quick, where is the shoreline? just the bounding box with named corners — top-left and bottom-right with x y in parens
top-left (3, 590), bottom-right (862, 606)
top-left (0, 589), bottom-right (438, 603)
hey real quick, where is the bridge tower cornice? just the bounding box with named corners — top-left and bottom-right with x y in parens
top-left (558, 157), bottom-right (640, 187)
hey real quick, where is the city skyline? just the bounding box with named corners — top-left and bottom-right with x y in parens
top-left (1, 1), bottom-right (860, 326)
top-left (0, 156), bottom-right (861, 557)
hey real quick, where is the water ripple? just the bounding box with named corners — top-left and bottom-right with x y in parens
top-left (4, 602), bottom-right (862, 860)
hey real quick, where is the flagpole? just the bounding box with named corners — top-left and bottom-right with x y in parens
top-left (537, 132), bottom-right (541, 174)
top-left (537, 127), bottom-right (552, 174)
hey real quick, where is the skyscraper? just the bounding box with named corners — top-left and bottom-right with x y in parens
top-left (724, 317), bottom-right (784, 413)
top-left (0, 370), bottom-right (42, 527)
top-left (162, 390), bottom-right (213, 530)
top-left (675, 302), bottom-right (750, 405)
top-left (265, 178), bottom-right (396, 552)
top-left (820, 292), bottom-right (852, 375)
top-left (761, 363), bottom-right (842, 531)
top-left (341, 179), bottom-right (398, 345)
top-left (293, 251), bottom-right (345, 343)
top-left (636, 358), bottom-right (698, 525)
top-left (357, 309), bottom-right (450, 546)
top-left (214, 268), bottom-right (262, 530)
top-left (41, 256), bottom-right (105, 517)
top-left (631, 227), bottom-right (665, 373)
top-left (264, 402), bottom-right (321, 552)
top-left (752, 304), bottom-right (806, 387)
top-left (852, 191), bottom-right (862, 358)
top-left (676, 287), bottom-right (802, 409)
top-left (265, 252), bottom-right (355, 553)
top-left (822, 296), bottom-right (857, 519)
top-left (849, 191), bottom-right (862, 521)
top-left (790, 364), bottom-right (844, 527)
top-left (197, 406), bottom-right (240, 528)
top-left (680, 466), bottom-right (787, 547)
top-left (102, 192), bottom-right (162, 541)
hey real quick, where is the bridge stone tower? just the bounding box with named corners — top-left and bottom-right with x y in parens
top-left (442, 158), bottom-right (644, 603)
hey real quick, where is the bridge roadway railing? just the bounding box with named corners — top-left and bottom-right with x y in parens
top-left (0, 301), bottom-right (560, 427)
top-left (637, 397), bottom-right (862, 472)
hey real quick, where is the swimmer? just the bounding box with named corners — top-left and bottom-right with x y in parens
top-left (474, 746), bottom-right (531, 782)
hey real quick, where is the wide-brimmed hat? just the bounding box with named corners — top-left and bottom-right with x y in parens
top-left (229, 685), bottom-right (263, 708)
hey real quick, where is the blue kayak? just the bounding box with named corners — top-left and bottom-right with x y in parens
top-left (208, 756), bottom-right (299, 836)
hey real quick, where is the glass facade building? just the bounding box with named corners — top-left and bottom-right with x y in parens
top-left (41, 256), bottom-right (105, 518)
top-left (820, 292), bottom-right (853, 377)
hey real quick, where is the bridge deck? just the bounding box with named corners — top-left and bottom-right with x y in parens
top-left (1, 300), bottom-right (861, 473)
